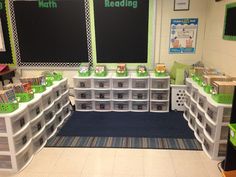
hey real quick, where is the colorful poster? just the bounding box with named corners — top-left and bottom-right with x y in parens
top-left (169, 18), bottom-right (198, 54)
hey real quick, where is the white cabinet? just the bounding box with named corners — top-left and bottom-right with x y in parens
top-left (0, 78), bottom-right (71, 173)
top-left (149, 73), bottom-right (170, 113)
top-left (184, 78), bottom-right (231, 160)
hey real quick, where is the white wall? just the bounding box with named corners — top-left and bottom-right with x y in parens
top-left (156, 0), bottom-right (208, 70)
top-left (202, 0), bottom-right (236, 76)
top-left (20, 0), bottom-right (209, 86)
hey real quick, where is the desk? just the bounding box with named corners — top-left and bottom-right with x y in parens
top-left (0, 69), bottom-right (16, 86)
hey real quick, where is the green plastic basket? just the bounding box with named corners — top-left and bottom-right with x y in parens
top-left (229, 124), bottom-right (236, 147)
top-left (78, 70), bottom-right (91, 77)
top-left (32, 85), bottom-right (46, 93)
top-left (46, 77), bottom-right (54, 87)
top-left (116, 71), bottom-right (128, 77)
top-left (0, 102), bottom-right (19, 113)
top-left (211, 94), bottom-right (233, 104)
top-left (204, 85), bottom-right (213, 94)
top-left (136, 70), bottom-right (148, 77)
top-left (53, 73), bottom-right (63, 81)
top-left (155, 72), bottom-right (168, 77)
top-left (16, 93), bottom-right (34, 102)
top-left (94, 71), bottom-right (107, 77)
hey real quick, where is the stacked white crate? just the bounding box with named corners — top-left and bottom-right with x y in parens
top-left (0, 78), bottom-right (71, 173)
top-left (149, 72), bottom-right (170, 112)
top-left (73, 75), bottom-right (93, 111)
top-left (93, 73), bottom-right (113, 112)
top-left (112, 73), bottom-right (131, 112)
top-left (184, 78), bottom-right (232, 160)
top-left (130, 73), bottom-right (149, 112)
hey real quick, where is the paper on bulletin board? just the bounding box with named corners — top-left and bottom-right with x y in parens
top-left (0, 18), bottom-right (6, 52)
top-left (169, 18), bottom-right (198, 54)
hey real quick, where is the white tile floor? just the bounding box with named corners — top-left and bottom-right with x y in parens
top-left (0, 148), bottom-right (222, 177)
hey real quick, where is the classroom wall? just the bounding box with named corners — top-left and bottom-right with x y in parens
top-left (156, 0), bottom-right (208, 70)
top-left (202, 0), bottom-right (236, 76)
top-left (20, 0), bottom-right (209, 86)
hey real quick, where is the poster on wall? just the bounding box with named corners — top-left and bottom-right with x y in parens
top-left (169, 18), bottom-right (198, 54)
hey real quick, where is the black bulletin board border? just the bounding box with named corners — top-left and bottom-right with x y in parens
top-left (9, 0), bottom-right (93, 68)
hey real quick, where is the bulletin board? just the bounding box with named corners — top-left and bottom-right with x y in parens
top-left (9, 0), bottom-right (92, 68)
top-left (0, 0), bottom-right (16, 66)
top-left (90, 0), bottom-right (155, 68)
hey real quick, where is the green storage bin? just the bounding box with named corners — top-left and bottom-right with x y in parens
top-left (16, 93), bottom-right (34, 102)
top-left (32, 85), bottom-right (46, 93)
top-left (94, 71), bottom-right (107, 77)
top-left (78, 70), bottom-right (91, 77)
top-left (0, 102), bottom-right (19, 113)
top-left (204, 85), bottom-right (213, 94)
top-left (53, 73), bottom-right (63, 81)
top-left (211, 94), bottom-right (233, 104)
top-left (229, 123), bottom-right (236, 147)
top-left (116, 71), bottom-right (128, 77)
top-left (46, 77), bottom-right (54, 87)
top-left (155, 72), bottom-right (168, 77)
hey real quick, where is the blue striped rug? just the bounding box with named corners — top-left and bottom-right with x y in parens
top-left (46, 136), bottom-right (202, 150)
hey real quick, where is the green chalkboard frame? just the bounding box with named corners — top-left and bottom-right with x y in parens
top-left (1, 0), bottom-right (17, 66)
top-left (223, 2), bottom-right (236, 41)
top-left (90, 0), bottom-right (156, 70)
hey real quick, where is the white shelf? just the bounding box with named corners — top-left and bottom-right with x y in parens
top-left (0, 78), bottom-right (71, 173)
top-left (184, 78), bottom-right (232, 160)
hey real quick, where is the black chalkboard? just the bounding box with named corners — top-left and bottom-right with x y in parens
top-left (13, 0), bottom-right (88, 64)
top-left (0, 0), bottom-right (13, 64)
top-left (94, 0), bottom-right (149, 63)
top-left (224, 7), bottom-right (236, 36)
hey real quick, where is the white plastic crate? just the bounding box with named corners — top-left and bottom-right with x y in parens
top-left (42, 91), bottom-right (53, 109)
top-left (186, 80), bottom-right (192, 94)
top-left (113, 101), bottom-right (130, 111)
top-left (74, 89), bottom-right (92, 100)
top-left (183, 106), bottom-right (190, 121)
top-left (189, 112), bottom-right (196, 130)
top-left (151, 90), bottom-right (169, 101)
top-left (75, 100), bottom-right (93, 111)
top-left (113, 79), bottom-right (129, 89)
top-left (203, 135), bottom-right (227, 160)
top-left (198, 94), bottom-right (207, 111)
top-left (171, 85), bottom-right (186, 111)
top-left (151, 79), bottom-right (169, 89)
top-left (61, 91), bottom-right (69, 106)
top-left (63, 103), bottom-right (70, 117)
top-left (0, 155), bottom-right (12, 169)
top-left (95, 101), bottom-right (111, 111)
top-left (10, 109), bottom-right (29, 134)
top-left (132, 79), bottom-right (149, 89)
top-left (60, 79), bottom-right (68, 94)
top-left (94, 90), bottom-right (111, 100)
top-left (190, 101), bottom-right (197, 116)
top-left (55, 111), bottom-right (64, 126)
top-left (0, 137), bottom-right (9, 151)
top-left (0, 118), bottom-right (6, 133)
top-left (195, 122), bottom-right (204, 143)
top-left (44, 105), bottom-right (55, 124)
top-left (196, 107), bottom-right (205, 127)
top-left (16, 143), bottom-right (32, 170)
top-left (206, 103), bottom-right (218, 124)
top-left (185, 94), bottom-right (191, 107)
top-left (94, 79), bottom-right (111, 89)
top-left (150, 101), bottom-right (169, 112)
top-left (132, 101), bottom-right (148, 111)
top-left (28, 101), bottom-right (43, 120)
top-left (73, 78), bottom-right (92, 88)
top-left (222, 107), bottom-right (232, 123)
top-left (13, 128), bottom-right (31, 153)
top-left (45, 121), bottom-right (56, 138)
top-left (54, 99), bottom-right (62, 113)
top-left (191, 87), bottom-right (198, 101)
top-left (53, 85), bottom-right (61, 100)
top-left (113, 90), bottom-right (130, 100)
top-left (32, 132), bottom-right (46, 153)
top-left (132, 90), bottom-right (148, 100)
top-left (31, 114), bottom-right (45, 137)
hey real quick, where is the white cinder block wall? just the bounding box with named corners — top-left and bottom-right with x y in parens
top-left (20, 0), bottom-right (209, 86)
top-left (202, 0), bottom-right (236, 76)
